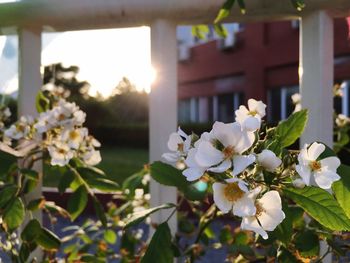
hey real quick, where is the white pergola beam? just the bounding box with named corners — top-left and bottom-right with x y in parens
top-left (149, 19), bottom-right (178, 234)
top-left (0, 0), bottom-right (349, 31)
top-left (18, 26), bottom-right (43, 260)
top-left (299, 11), bottom-right (334, 263)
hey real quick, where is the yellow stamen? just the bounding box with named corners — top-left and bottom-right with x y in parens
top-left (255, 202), bottom-right (265, 217)
top-left (177, 143), bottom-right (184, 152)
top-left (223, 146), bottom-right (235, 159)
top-left (309, 160), bottom-right (321, 172)
top-left (224, 183), bottom-right (244, 202)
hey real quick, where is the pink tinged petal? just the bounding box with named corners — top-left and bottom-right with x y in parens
top-left (241, 216), bottom-right (268, 240)
top-left (167, 133), bottom-right (183, 152)
top-left (258, 208), bottom-right (285, 231)
top-left (242, 116), bottom-right (261, 131)
top-left (259, 191), bottom-right (282, 211)
top-left (212, 183), bottom-right (233, 213)
top-left (307, 142), bottom-right (325, 160)
top-left (208, 159), bottom-right (232, 173)
top-left (232, 154), bottom-right (256, 176)
top-left (162, 153), bottom-right (179, 163)
top-left (183, 168), bottom-right (204, 181)
top-left (296, 165), bottom-right (312, 186)
top-left (320, 157), bottom-right (341, 171)
top-left (314, 170), bottom-right (341, 189)
top-left (232, 195), bottom-right (256, 217)
top-left (195, 141), bottom-right (223, 167)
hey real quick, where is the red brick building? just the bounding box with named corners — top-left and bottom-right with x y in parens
top-left (177, 19), bottom-right (350, 124)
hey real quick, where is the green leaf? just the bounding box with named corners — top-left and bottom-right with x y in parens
top-left (104, 229), bottom-right (117, 244)
top-left (67, 186), bottom-right (88, 221)
top-left (295, 230), bottom-right (319, 257)
top-left (122, 170), bottom-right (144, 192)
top-left (332, 164), bottom-right (350, 219)
top-left (150, 161), bottom-right (206, 201)
top-left (35, 90), bottom-right (50, 113)
top-left (84, 177), bottom-right (119, 192)
top-left (27, 197), bottom-right (46, 211)
top-left (36, 228), bottom-right (61, 251)
top-left (214, 0), bottom-right (235, 24)
top-left (3, 197), bottom-right (25, 230)
top-left (284, 186), bottom-right (350, 231)
top-left (237, 0), bottom-right (246, 14)
top-left (20, 169), bottom-right (39, 181)
top-left (58, 169), bottom-right (75, 194)
top-left (0, 185), bottom-right (18, 209)
top-left (45, 201), bottom-right (71, 219)
top-left (141, 222), bottom-right (174, 263)
top-left (124, 203), bottom-right (176, 229)
top-left (92, 197), bottom-right (107, 227)
top-left (273, 203), bottom-right (293, 245)
top-left (213, 24), bottom-right (228, 38)
top-left (21, 219), bottom-right (41, 242)
top-left (191, 25), bottom-right (210, 40)
top-left (275, 109), bottom-right (308, 148)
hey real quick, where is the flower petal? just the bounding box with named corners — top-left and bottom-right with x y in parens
top-left (195, 141), bottom-right (223, 167)
top-left (242, 116), bottom-right (261, 131)
top-left (296, 164), bottom-right (311, 186)
top-left (314, 170), bottom-right (341, 189)
top-left (232, 154), bottom-right (256, 176)
top-left (308, 142), bottom-right (325, 160)
top-left (232, 195), bottom-right (256, 217)
top-left (258, 208), bottom-right (285, 231)
top-left (320, 157), bottom-right (340, 171)
top-left (183, 168), bottom-right (204, 181)
top-left (208, 159), bottom-right (232, 173)
top-left (241, 216), bottom-right (268, 240)
top-left (212, 183), bottom-right (232, 213)
top-left (167, 133), bottom-right (183, 152)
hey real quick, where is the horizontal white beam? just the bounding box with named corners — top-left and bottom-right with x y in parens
top-left (0, 0), bottom-right (349, 31)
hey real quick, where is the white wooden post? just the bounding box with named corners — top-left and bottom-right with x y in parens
top-left (149, 19), bottom-right (177, 234)
top-left (18, 27), bottom-right (43, 259)
top-left (299, 11), bottom-right (333, 263)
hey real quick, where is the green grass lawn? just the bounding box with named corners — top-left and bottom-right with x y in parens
top-left (0, 147), bottom-right (148, 188)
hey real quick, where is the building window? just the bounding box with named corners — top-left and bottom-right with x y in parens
top-left (267, 86), bottom-right (299, 123)
top-left (178, 99), bottom-right (191, 123)
top-left (340, 80), bottom-right (350, 116)
top-left (215, 93), bottom-right (243, 123)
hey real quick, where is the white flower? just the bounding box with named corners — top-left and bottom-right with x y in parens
top-left (82, 148), bottom-right (101, 166)
top-left (291, 93), bottom-right (302, 113)
top-left (34, 111), bottom-right (54, 133)
top-left (335, 114), bottom-right (350, 128)
top-left (4, 116), bottom-right (33, 140)
top-left (48, 141), bottom-right (74, 166)
top-left (241, 191), bottom-right (285, 240)
top-left (235, 99), bottom-right (266, 131)
top-left (62, 128), bottom-right (87, 149)
top-left (162, 127), bottom-right (191, 163)
top-left (295, 142), bottom-right (341, 189)
top-left (194, 122), bottom-right (255, 176)
top-left (182, 147), bottom-right (208, 181)
top-left (213, 179), bottom-right (259, 217)
top-left (257, 150), bottom-right (282, 172)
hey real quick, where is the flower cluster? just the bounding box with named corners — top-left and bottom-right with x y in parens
top-left (0, 92), bottom-right (101, 167)
top-left (163, 99), bottom-right (341, 239)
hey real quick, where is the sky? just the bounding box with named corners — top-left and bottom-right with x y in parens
top-left (0, 26), bottom-right (155, 98)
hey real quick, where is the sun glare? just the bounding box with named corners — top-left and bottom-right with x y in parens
top-left (42, 26), bottom-right (151, 98)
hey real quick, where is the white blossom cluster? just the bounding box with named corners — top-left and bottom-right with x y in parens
top-left (162, 99), bottom-right (341, 239)
top-left (1, 96), bottom-right (101, 167)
